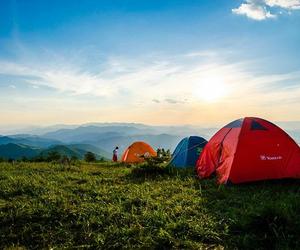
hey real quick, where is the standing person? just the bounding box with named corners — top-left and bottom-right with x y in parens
top-left (112, 146), bottom-right (119, 162)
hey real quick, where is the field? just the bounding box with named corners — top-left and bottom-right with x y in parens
top-left (0, 162), bottom-right (300, 249)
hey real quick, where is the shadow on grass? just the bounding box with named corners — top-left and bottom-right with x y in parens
top-left (0, 207), bottom-right (101, 249)
top-left (194, 177), bottom-right (300, 250)
top-left (124, 163), bottom-right (197, 183)
top-left (1, 162), bottom-right (300, 249)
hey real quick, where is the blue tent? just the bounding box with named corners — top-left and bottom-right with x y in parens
top-left (170, 136), bottom-right (207, 168)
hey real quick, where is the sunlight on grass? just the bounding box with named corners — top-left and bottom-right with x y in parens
top-left (0, 162), bottom-right (299, 249)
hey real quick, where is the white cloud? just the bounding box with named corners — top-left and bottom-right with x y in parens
top-left (266, 0), bottom-right (300, 9)
top-left (232, 1), bottom-right (276, 20)
top-left (232, 0), bottom-right (300, 20)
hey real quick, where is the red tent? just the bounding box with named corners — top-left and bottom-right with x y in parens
top-left (196, 117), bottom-right (300, 184)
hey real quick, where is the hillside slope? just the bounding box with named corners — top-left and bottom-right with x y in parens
top-left (0, 143), bottom-right (109, 160)
top-left (0, 143), bottom-right (41, 159)
top-left (0, 135), bottom-right (62, 148)
top-left (40, 145), bottom-right (108, 160)
top-left (67, 144), bottom-right (111, 159)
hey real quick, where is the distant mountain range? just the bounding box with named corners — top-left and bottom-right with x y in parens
top-left (41, 125), bottom-right (191, 153)
top-left (0, 135), bottom-right (62, 148)
top-left (0, 122), bottom-right (217, 137)
top-left (0, 121), bottom-right (299, 160)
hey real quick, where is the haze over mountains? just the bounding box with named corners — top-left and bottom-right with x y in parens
top-left (0, 121), bottom-right (299, 160)
top-left (0, 123), bottom-right (217, 160)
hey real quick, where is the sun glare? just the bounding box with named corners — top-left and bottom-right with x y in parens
top-left (195, 76), bottom-right (228, 102)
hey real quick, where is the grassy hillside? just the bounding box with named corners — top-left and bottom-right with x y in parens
top-left (67, 144), bottom-right (111, 159)
top-left (0, 143), bottom-right (41, 160)
top-left (40, 145), bottom-right (109, 160)
top-left (0, 162), bottom-right (300, 249)
top-left (0, 144), bottom-right (110, 161)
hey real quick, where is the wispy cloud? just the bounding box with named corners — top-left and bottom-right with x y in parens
top-left (0, 56), bottom-right (181, 100)
top-left (165, 98), bottom-right (185, 104)
top-left (1, 49), bottom-right (300, 124)
top-left (9, 84), bottom-right (16, 89)
top-left (1, 52), bottom-right (300, 101)
top-left (152, 99), bottom-right (160, 103)
top-left (232, 0), bottom-right (300, 20)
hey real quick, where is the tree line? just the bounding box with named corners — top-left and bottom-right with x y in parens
top-left (0, 151), bottom-right (105, 163)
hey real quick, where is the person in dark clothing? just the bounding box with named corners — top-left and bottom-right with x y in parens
top-left (112, 146), bottom-right (119, 162)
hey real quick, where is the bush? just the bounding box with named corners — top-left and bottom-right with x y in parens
top-left (46, 151), bottom-right (62, 162)
top-left (156, 148), bottom-right (171, 160)
top-left (20, 156), bottom-right (29, 162)
top-left (98, 157), bottom-right (105, 162)
top-left (84, 151), bottom-right (96, 162)
top-left (70, 155), bottom-right (79, 163)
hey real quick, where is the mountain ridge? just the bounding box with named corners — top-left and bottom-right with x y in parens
top-left (0, 122), bottom-right (299, 161)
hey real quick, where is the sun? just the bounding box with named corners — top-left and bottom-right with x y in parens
top-left (195, 76), bottom-right (228, 102)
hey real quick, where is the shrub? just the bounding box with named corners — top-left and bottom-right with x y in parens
top-left (84, 151), bottom-right (96, 162)
top-left (46, 151), bottom-right (62, 162)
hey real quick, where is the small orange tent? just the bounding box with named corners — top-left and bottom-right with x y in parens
top-left (121, 141), bottom-right (157, 163)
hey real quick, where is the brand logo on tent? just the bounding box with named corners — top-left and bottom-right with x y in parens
top-left (260, 155), bottom-right (283, 161)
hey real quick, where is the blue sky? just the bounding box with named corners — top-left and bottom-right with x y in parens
top-left (0, 0), bottom-right (300, 126)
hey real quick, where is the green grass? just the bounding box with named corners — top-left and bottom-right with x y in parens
top-left (0, 162), bottom-right (300, 249)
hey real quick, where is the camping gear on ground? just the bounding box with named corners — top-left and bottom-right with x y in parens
top-left (170, 136), bottom-right (207, 168)
top-left (121, 141), bottom-right (157, 163)
top-left (196, 117), bottom-right (300, 184)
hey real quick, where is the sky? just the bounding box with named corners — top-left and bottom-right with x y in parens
top-left (0, 0), bottom-right (300, 127)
